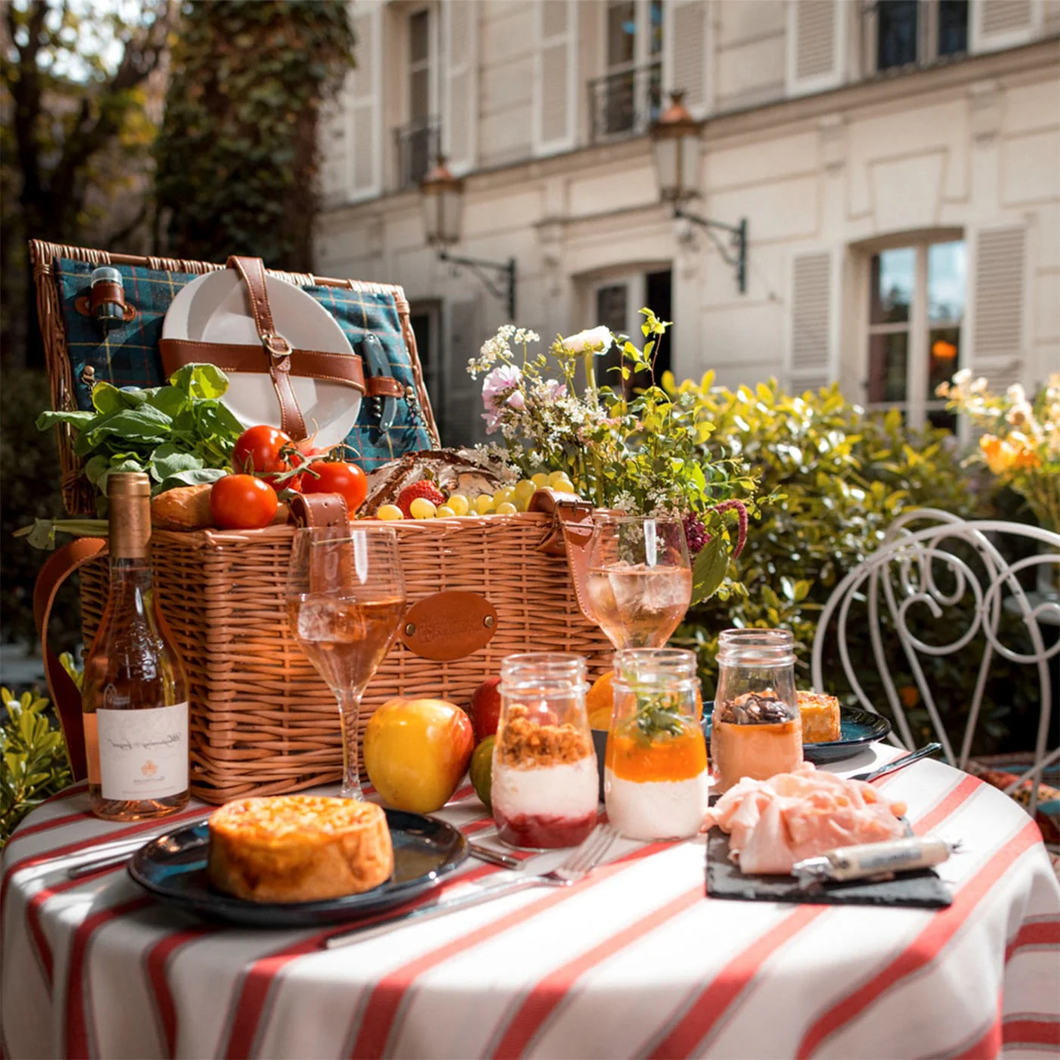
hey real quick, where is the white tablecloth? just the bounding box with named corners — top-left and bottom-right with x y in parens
top-left (3, 745), bottom-right (1059, 1059)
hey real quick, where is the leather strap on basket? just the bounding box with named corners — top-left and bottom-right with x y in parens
top-left (227, 255), bottom-right (307, 440)
top-left (288, 492), bottom-right (352, 594)
top-left (33, 537), bottom-right (108, 781)
top-left (529, 488), bottom-right (599, 625)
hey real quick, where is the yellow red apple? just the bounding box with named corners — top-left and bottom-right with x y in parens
top-left (363, 698), bottom-right (474, 813)
top-left (467, 676), bottom-right (502, 742)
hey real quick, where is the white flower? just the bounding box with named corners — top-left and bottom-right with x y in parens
top-left (969, 376), bottom-right (988, 394)
top-left (952, 368), bottom-right (972, 387)
top-left (1006, 383), bottom-right (1026, 405)
top-left (1006, 401), bottom-right (1034, 427)
top-left (560, 325), bottom-right (613, 355)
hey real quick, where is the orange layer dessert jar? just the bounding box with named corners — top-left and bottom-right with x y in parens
top-left (711, 629), bottom-right (802, 792)
top-left (605, 649), bottom-right (709, 841)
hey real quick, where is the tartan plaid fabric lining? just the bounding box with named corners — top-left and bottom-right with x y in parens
top-left (54, 257), bottom-right (433, 470)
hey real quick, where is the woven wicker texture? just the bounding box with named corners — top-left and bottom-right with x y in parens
top-left (80, 515), bottom-right (613, 804)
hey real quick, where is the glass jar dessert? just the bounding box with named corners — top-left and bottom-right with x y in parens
top-left (710, 629), bottom-right (802, 792)
top-left (605, 649), bottom-right (708, 841)
top-left (493, 654), bottom-right (598, 849)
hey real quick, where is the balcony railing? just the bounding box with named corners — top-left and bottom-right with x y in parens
top-left (588, 63), bottom-right (663, 143)
top-left (393, 116), bottom-right (440, 191)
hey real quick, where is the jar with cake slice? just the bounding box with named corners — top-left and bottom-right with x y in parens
top-left (711, 629), bottom-right (802, 792)
top-left (492, 654), bottom-right (598, 849)
top-left (605, 649), bottom-right (709, 840)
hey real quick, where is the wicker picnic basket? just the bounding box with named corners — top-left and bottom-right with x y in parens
top-left (32, 240), bottom-right (612, 803)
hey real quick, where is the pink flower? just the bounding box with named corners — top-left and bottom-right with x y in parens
top-left (545, 378), bottom-right (567, 401)
top-left (482, 365), bottom-right (524, 434)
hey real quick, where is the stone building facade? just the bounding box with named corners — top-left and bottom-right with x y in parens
top-left (316, 0), bottom-right (1060, 445)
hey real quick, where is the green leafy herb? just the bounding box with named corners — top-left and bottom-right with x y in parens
top-left (36, 363), bottom-right (244, 516)
top-left (631, 691), bottom-right (690, 743)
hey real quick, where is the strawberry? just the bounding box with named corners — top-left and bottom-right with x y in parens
top-left (396, 479), bottom-right (446, 518)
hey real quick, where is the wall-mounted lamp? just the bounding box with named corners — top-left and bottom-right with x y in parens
top-left (420, 155), bottom-right (517, 320)
top-left (650, 92), bottom-right (748, 294)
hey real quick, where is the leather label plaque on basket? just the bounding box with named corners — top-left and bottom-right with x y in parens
top-left (400, 591), bottom-right (497, 661)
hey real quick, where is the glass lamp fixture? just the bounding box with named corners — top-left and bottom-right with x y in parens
top-left (650, 92), bottom-right (749, 294)
top-left (418, 154), bottom-right (516, 319)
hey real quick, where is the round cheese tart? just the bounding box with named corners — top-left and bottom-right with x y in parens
top-left (208, 796), bottom-right (393, 903)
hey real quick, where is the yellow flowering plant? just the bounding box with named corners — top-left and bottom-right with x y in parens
top-left (937, 369), bottom-right (1060, 532)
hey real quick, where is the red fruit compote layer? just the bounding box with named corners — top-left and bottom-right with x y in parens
top-left (491, 704), bottom-right (598, 849)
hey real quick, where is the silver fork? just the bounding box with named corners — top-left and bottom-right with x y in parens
top-left (324, 822), bottom-right (619, 949)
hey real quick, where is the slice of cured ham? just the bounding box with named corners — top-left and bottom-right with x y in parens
top-left (704, 763), bottom-right (907, 875)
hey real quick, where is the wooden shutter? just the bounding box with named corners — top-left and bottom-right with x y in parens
top-left (445, 299), bottom-right (485, 446)
top-left (443, 0), bottom-right (478, 175)
top-left (319, 81), bottom-right (352, 207)
top-left (969, 226), bottom-right (1026, 390)
top-left (350, 5), bottom-right (383, 200)
top-left (788, 251), bottom-right (835, 391)
top-left (533, 0), bottom-right (577, 156)
top-left (665, 0), bottom-right (711, 118)
top-left (972, 0), bottom-right (1041, 53)
top-left (786, 0), bottom-right (847, 98)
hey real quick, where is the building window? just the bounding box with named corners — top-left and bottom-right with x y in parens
top-left (589, 0), bottom-right (663, 141)
top-left (393, 8), bottom-right (439, 190)
top-left (870, 0), bottom-right (968, 73)
top-left (866, 239), bottom-right (965, 430)
top-left (591, 268), bottom-right (672, 394)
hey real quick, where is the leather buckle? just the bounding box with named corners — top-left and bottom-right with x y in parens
top-left (262, 333), bottom-right (293, 358)
top-left (556, 498), bottom-right (596, 518)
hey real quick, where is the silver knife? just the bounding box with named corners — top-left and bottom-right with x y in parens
top-left (362, 334), bottom-right (398, 438)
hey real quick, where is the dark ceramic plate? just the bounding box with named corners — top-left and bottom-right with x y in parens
top-left (701, 702), bottom-right (892, 764)
top-left (127, 808), bottom-right (468, 928)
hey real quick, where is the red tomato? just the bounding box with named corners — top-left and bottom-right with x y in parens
top-left (210, 475), bottom-right (279, 530)
top-left (232, 426), bottom-right (295, 482)
top-left (300, 461), bottom-right (368, 512)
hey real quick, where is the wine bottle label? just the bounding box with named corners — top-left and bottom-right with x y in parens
top-left (96, 703), bottom-right (189, 801)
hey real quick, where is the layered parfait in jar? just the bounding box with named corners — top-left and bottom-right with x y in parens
top-left (710, 629), bottom-right (803, 793)
top-left (492, 654), bottom-right (598, 849)
top-left (605, 649), bottom-right (708, 841)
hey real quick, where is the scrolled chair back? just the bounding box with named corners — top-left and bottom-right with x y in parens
top-left (811, 508), bottom-right (1060, 817)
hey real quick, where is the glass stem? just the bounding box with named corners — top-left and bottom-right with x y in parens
top-left (336, 689), bottom-right (364, 799)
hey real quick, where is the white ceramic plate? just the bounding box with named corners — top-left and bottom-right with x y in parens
top-left (163, 271), bottom-right (361, 448)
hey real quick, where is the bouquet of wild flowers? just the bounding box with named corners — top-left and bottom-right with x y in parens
top-left (937, 368), bottom-right (1060, 532)
top-left (468, 310), bottom-right (759, 602)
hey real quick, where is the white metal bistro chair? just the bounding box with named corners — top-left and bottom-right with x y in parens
top-left (810, 508), bottom-right (1060, 817)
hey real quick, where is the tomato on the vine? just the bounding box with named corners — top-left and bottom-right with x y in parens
top-left (232, 425), bottom-right (297, 484)
top-left (300, 461), bottom-right (368, 512)
top-left (210, 475), bottom-right (279, 530)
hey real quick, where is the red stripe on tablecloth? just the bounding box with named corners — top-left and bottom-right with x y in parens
top-left (347, 842), bottom-right (674, 1060)
top-left (220, 812), bottom-right (497, 1060)
top-left (647, 905), bottom-right (826, 1059)
top-left (26, 863), bottom-right (129, 985)
top-left (795, 819), bottom-right (1041, 1060)
top-left (644, 769), bottom-right (983, 1059)
top-left (12, 809), bottom-right (93, 840)
top-left (1003, 1017), bottom-right (1060, 1049)
top-left (490, 885), bottom-right (703, 1059)
top-left (953, 1016), bottom-right (1002, 1059)
top-left (1005, 918), bottom-right (1060, 962)
top-left (45, 781), bottom-right (89, 803)
top-left (912, 775), bottom-right (981, 835)
top-left (145, 926), bottom-right (219, 1058)
top-left (64, 896), bottom-right (153, 1058)
top-left (1, 805), bottom-right (204, 919)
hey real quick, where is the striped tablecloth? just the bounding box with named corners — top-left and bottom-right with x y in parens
top-left (3, 746), bottom-right (1059, 1060)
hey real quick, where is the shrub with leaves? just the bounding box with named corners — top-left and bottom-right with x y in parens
top-left (1, 686), bottom-right (73, 848)
top-left (668, 379), bottom-right (1034, 752)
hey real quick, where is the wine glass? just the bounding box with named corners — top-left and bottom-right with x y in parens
top-left (585, 514), bottom-right (692, 650)
top-left (286, 525), bottom-right (406, 799)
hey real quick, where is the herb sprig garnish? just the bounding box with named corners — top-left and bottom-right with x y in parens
top-left (631, 690), bottom-right (690, 744)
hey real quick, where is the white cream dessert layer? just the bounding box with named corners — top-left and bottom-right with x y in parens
top-left (604, 769), bottom-right (709, 841)
top-left (492, 756), bottom-right (599, 819)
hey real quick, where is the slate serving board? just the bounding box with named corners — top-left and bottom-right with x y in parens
top-left (705, 829), bottom-right (952, 909)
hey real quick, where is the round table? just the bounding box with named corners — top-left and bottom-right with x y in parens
top-left (3, 745), bottom-right (1059, 1059)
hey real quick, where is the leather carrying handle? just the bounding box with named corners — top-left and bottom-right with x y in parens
top-left (529, 488), bottom-right (606, 626)
top-left (32, 538), bottom-right (108, 781)
top-left (227, 255), bottom-right (308, 440)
